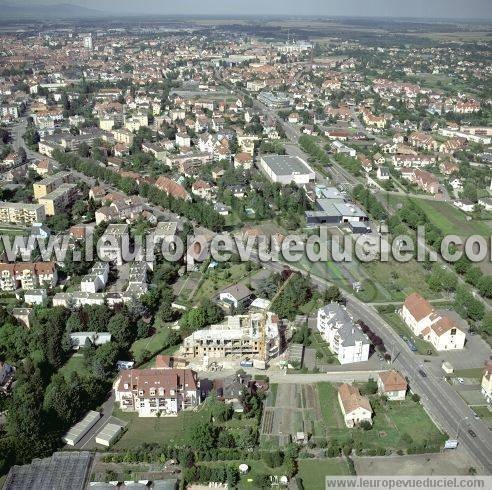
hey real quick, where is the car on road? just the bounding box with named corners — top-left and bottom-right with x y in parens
top-left (468, 429), bottom-right (477, 438)
top-left (418, 369), bottom-right (427, 378)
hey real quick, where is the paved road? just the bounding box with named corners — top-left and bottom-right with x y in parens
top-left (346, 297), bottom-right (492, 474)
top-left (247, 252), bottom-right (492, 473)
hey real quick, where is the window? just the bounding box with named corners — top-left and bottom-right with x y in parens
top-left (450, 328), bottom-right (456, 336)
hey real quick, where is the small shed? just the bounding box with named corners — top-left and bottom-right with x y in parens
top-left (95, 423), bottom-right (122, 447)
top-left (442, 361), bottom-right (454, 374)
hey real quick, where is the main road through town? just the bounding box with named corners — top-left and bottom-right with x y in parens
top-left (253, 253), bottom-right (492, 473)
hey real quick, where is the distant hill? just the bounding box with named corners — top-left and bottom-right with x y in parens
top-left (0, 2), bottom-right (107, 19)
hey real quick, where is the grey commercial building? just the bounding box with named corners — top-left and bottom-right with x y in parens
top-left (257, 91), bottom-right (291, 108)
top-left (259, 154), bottom-right (316, 185)
top-left (306, 197), bottom-right (368, 226)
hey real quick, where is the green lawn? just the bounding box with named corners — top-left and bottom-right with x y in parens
top-left (387, 195), bottom-right (491, 237)
top-left (473, 406), bottom-right (492, 420)
top-left (59, 354), bottom-right (88, 378)
top-left (310, 332), bottom-right (339, 365)
top-left (192, 262), bottom-right (257, 304)
top-left (113, 403), bottom-right (213, 448)
top-left (298, 458), bottom-right (351, 489)
top-left (380, 312), bottom-right (436, 356)
top-left (130, 324), bottom-right (177, 363)
top-left (450, 368), bottom-right (484, 379)
top-left (200, 459), bottom-right (288, 490)
top-left (360, 259), bottom-right (440, 302)
top-left (317, 383), bottom-right (345, 428)
top-left (316, 383), bottom-right (445, 451)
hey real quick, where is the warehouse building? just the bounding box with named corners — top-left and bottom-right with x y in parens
top-left (259, 154), bottom-right (315, 185)
top-left (95, 422), bottom-right (122, 447)
top-left (306, 187), bottom-right (368, 226)
top-left (62, 410), bottom-right (100, 446)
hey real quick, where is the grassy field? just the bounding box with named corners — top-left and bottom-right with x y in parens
top-left (450, 368), bottom-right (484, 379)
top-left (310, 332), bottom-right (339, 365)
top-left (298, 458), bottom-right (351, 489)
top-left (360, 259), bottom-right (439, 302)
top-left (380, 312), bottom-right (436, 356)
top-left (473, 406), bottom-right (492, 420)
top-left (113, 403), bottom-right (213, 448)
top-left (200, 459), bottom-right (288, 490)
top-left (130, 323), bottom-right (178, 365)
top-left (387, 195), bottom-right (491, 237)
top-left (316, 383), bottom-right (444, 451)
top-left (192, 262), bottom-right (257, 304)
top-left (58, 354), bottom-right (88, 378)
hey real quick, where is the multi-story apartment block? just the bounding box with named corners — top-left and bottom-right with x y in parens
top-left (38, 184), bottom-right (78, 216)
top-left (112, 128), bottom-right (135, 146)
top-left (317, 303), bottom-right (370, 364)
top-left (0, 262), bottom-right (57, 291)
top-left (33, 171), bottom-right (72, 199)
top-left (0, 202), bottom-right (46, 225)
top-left (80, 262), bottom-right (110, 294)
top-left (114, 368), bottom-right (200, 417)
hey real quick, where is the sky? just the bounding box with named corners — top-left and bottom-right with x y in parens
top-left (10, 0), bottom-right (492, 19)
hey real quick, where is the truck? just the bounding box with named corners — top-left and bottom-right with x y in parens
top-left (444, 439), bottom-right (458, 450)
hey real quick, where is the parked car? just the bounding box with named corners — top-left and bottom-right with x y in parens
top-left (457, 377), bottom-right (464, 384)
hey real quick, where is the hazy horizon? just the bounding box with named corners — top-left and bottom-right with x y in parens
top-left (4, 0), bottom-right (492, 20)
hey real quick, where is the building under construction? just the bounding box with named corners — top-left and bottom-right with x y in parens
top-left (180, 312), bottom-right (281, 361)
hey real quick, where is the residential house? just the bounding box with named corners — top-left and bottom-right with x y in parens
top-left (191, 180), bottom-right (214, 200)
top-left (338, 383), bottom-right (373, 428)
top-left (377, 166), bottom-right (390, 181)
top-left (481, 361), bottom-right (492, 405)
top-left (234, 152), bottom-right (253, 170)
top-left (400, 293), bottom-right (466, 351)
top-left (218, 284), bottom-right (253, 310)
top-left (0, 361), bottom-right (15, 394)
top-left (155, 176), bottom-right (190, 201)
top-left (377, 370), bottom-right (407, 401)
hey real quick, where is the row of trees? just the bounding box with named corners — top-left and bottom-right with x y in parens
top-left (299, 135), bottom-right (331, 166)
top-left (352, 184), bottom-right (387, 221)
top-left (271, 272), bottom-right (312, 321)
top-left (53, 149), bottom-right (225, 231)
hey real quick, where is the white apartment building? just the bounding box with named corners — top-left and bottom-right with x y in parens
top-left (317, 303), bottom-right (370, 364)
top-left (80, 262), bottom-right (110, 293)
top-left (114, 368), bottom-right (200, 417)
